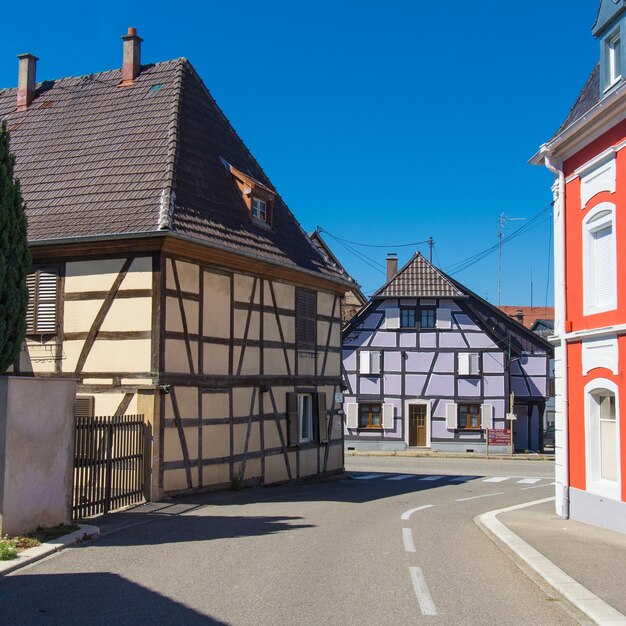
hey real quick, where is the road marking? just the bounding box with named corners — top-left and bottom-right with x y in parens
top-left (418, 475), bottom-right (445, 481)
top-left (517, 478), bottom-right (541, 484)
top-left (483, 476), bottom-right (509, 483)
top-left (402, 528), bottom-right (416, 552)
top-left (450, 476), bottom-right (476, 482)
top-left (401, 504), bottom-right (434, 520)
top-left (409, 566), bottom-right (438, 616)
top-left (387, 474), bottom-right (414, 481)
top-left (521, 483), bottom-right (553, 491)
top-left (456, 492), bottom-right (504, 502)
top-left (352, 474), bottom-right (385, 480)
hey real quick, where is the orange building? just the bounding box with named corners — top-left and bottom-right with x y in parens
top-left (531, 0), bottom-right (626, 533)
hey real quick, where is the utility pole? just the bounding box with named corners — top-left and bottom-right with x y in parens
top-left (497, 213), bottom-right (525, 306)
top-left (428, 236), bottom-right (434, 263)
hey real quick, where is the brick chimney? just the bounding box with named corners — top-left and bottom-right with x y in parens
top-left (386, 253), bottom-right (398, 282)
top-left (515, 309), bottom-right (524, 325)
top-left (120, 27), bottom-right (143, 85)
top-left (16, 53), bottom-right (38, 111)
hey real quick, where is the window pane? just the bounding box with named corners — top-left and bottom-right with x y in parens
top-left (401, 309), bottom-right (416, 328)
top-left (359, 405), bottom-right (369, 428)
top-left (371, 405), bottom-right (381, 426)
top-left (421, 308), bottom-right (436, 328)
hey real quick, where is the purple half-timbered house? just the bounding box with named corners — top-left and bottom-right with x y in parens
top-left (342, 254), bottom-right (553, 453)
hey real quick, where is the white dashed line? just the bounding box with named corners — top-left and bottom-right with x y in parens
top-left (402, 527), bottom-right (416, 553)
top-left (401, 504), bottom-right (435, 520)
top-left (521, 482), bottom-right (552, 491)
top-left (483, 476), bottom-right (509, 483)
top-left (353, 474), bottom-right (385, 480)
top-left (419, 475), bottom-right (445, 481)
top-left (517, 478), bottom-right (541, 484)
top-left (450, 476), bottom-right (477, 482)
top-left (456, 492), bottom-right (504, 502)
top-left (409, 566), bottom-right (438, 616)
top-left (387, 474), bottom-right (414, 481)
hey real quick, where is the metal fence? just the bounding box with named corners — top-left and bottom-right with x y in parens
top-left (73, 414), bottom-right (146, 519)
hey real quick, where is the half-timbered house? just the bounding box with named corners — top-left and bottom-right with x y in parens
top-left (342, 254), bottom-right (552, 453)
top-left (1, 29), bottom-right (351, 498)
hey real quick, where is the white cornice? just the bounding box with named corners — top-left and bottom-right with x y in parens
top-left (558, 323), bottom-right (626, 342)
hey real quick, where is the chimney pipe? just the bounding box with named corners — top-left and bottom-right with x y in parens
top-left (386, 253), bottom-right (398, 282)
top-left (515, 309), bottom-right (524, 325)
top-left (121, 27), bottom-right (143, 85)
top-left (16, 53), bottom-right (38, 111)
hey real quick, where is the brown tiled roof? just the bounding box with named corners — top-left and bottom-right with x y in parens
top-left (0, 59), bottom-right (345, 281)
top-left (550, 65), bottom-right (600, 141)
top-left (373, 253), bottom-right (464, 298)
top-left (498, 306), bottom-right (554, 330)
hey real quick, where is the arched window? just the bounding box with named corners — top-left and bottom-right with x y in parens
top-left (583, 203), bottom-right (617, 315)
top-left (585, 379), bottom-right (621, 500)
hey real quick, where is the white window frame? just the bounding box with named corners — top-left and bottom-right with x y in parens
top-left (607, 29), bottom-right (622, 90)
top-left (252, 197), bottom-right (267, 222)
top-left (583, 203), bottom-right (617, 316)
top-left (584, 378), bottom-right (621, 500)
top-left (298, 393), bottom-right (314, 443)
top-left (404, 399), bottom-right (431, 448)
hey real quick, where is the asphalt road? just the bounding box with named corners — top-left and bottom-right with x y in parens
top-left (0, 457), bottom-right (581, 625)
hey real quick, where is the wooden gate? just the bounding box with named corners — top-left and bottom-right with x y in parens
top-left (73, 414), bottom-right (146, 519)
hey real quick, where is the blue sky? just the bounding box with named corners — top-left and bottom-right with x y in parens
top-left (0, 1), bottom-right (599, 306)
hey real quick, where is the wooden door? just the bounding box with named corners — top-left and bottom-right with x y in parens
top-left (409, 404), bottom-right (427, 447)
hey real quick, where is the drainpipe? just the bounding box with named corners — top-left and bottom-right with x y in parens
top-left (542, 147), bottom-right (569, 519)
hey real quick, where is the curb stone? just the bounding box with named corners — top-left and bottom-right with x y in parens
top-left (346, 450), bottom-right (555, 461)
top-left (0, 524), bottom-right (100, 576)
top-left (476, 498), bottom-right (626, 626)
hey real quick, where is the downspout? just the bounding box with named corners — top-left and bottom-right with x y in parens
top-left (543, 147), bottom-right (570, 519)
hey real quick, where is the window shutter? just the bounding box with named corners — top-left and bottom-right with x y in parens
top-left (36, 270), bottom-right (59, 333)
top-left (345, 402), bottom-right (358, 428)
top-left (446, 403), bottom-right (458, 430)
top-left (382, 403), bottom-right (394, 429)
top-left (75, 396), bottom-right (95, 419)
top-left (317, 392), bottom-right (328, 443)
top-left (481, 403), bottom-right (493, 430)
top-left (370, 351), bottom-right (381, 375)
top-left (385, 308), bottom-right (400, 329)
top-left (469, 353), bottom-right (480, 375)
top-left (594, 225), bottom-right (615, 305)
top-left (437, 307), bottom-right (451, 329)
top-left (458, 352), bottom-right (469, 375)
top-left (296, 290), bottom-right (317, 349)
top-left (26, 273), bottom-right (36, 333)
top-left (287, 393), bottom-right (299, 446)
top-left (359, 351), bottom-right (371, 375)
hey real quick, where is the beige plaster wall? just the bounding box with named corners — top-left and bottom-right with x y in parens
top-left (0, 377), bottom-right (76, 535)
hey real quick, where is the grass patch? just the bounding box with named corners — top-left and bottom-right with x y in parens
top-left (0, 523), bottom-right (80, 560)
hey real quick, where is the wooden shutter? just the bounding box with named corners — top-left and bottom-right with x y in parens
top-left (75, 396), bottom-right (95, 419)
top-left (317, 392), bottom-right (328, 443)
top-left (359, 351), bottom-right (371, 375)
top-left (26, 273), bottom-right (36, 333)
top-left (469, 353), bottom-right (480, 375)
top-left (382, 403), bottom-right (394, 429)
top-left (458, 352), bottom-right (469, 375)
top-left (436, 307), bottom-right (452, 329)
top-left (481, 403), bottom-right (493, 430)
top-left (446, 403), bottom-right (458, 429)
top-left (370, 351), bottom-right (381, 375)
top-left (287, 393), bottom-right (299, 446)
top-left (385, 308), bottom-right (400, 329)
top-left (346, 402), bottom-right (358, 428)
top-left (26, 268), bottom-right (59, 334)
top-left (296, 290), bottom-right (317, 349)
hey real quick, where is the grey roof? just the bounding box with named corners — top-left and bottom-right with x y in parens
top-left (373, 253), bottom-right (464, 298)
top-left (550, 64), bottom-right (600, 141)
top-left (0, 58), bottom-right (346, 282)
top-left (593, 0), bottom-right (626, 36)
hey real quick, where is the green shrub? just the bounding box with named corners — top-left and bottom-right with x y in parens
top-left (0, 541), bottom-right (18, 561)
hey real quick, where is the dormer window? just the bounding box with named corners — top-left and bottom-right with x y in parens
top-left (252, 197), bottom-right (268, 222)
top-left (607, 30), bottom-right (622, 87)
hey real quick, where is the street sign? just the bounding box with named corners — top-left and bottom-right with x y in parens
top-left (488, 429), bottom-right (511, 446)
top-left (506, 412), bottom-right (517, 421)
top-left (335, 392), bottom-right (344, 404)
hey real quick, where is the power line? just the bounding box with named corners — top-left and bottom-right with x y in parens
top-left (318, 227), bottom-right (430, 249)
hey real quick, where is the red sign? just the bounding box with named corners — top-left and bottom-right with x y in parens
top-left (488, 429), bottom-right (511, 446)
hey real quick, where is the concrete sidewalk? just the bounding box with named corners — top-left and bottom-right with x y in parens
top-left (479, 498), bottom-right (626, 625)
top-left (346, 449), bottom-right (555, 461)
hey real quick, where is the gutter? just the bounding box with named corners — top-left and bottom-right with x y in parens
top-left (541, 148), bottom-right (570, 520)
top-left (28, 230), bottom-right (357, 292)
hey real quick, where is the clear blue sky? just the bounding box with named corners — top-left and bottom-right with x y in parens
top-left (0, 1), bottom-right (599, 306)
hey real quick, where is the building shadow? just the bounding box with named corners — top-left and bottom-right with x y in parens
top-left (0, 572), bottom-right (227, 625)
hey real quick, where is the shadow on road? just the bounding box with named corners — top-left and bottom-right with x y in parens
top-left (0, 572), bottom-right (225, 625)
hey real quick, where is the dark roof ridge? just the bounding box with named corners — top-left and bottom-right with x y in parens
top-left (158, 58), bottom-right (186, 230)
top-left (0, 57), bottom-right (187, 95)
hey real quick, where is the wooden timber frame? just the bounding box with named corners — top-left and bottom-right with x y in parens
top-left (19, 233), bottom-right (349, 499)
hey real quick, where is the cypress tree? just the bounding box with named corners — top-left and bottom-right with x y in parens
top-left (0, 121), bottom-right (31, 372)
